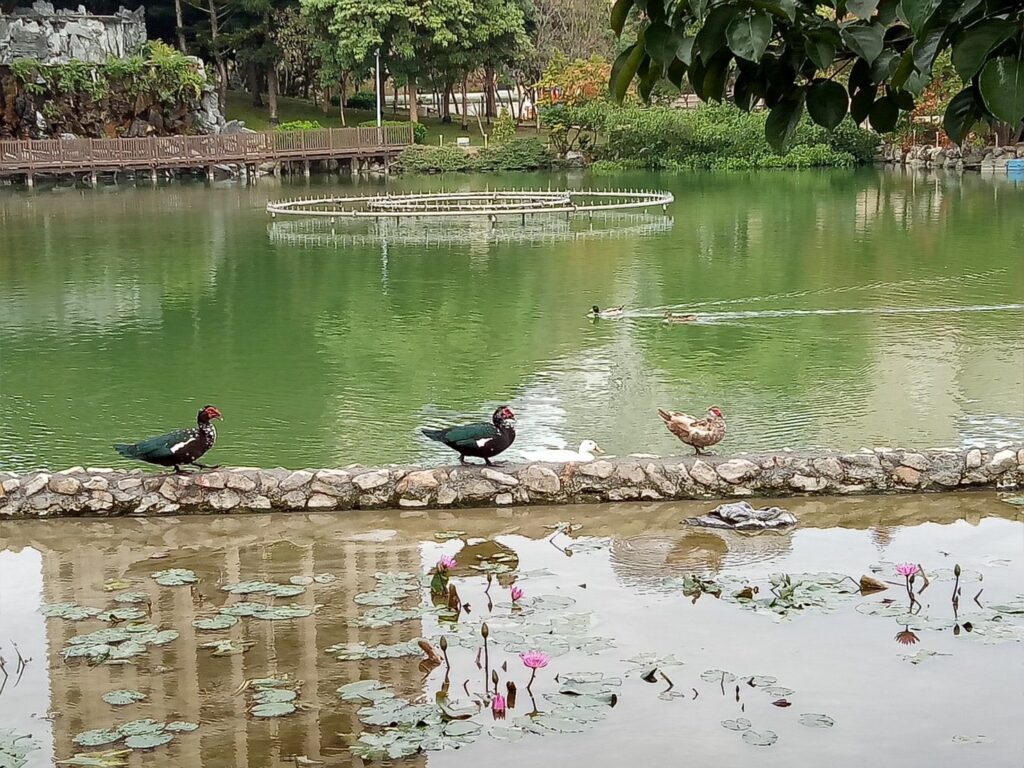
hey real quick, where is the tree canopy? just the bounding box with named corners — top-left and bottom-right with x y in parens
top-left (609, 0), bottom-right (1024, 148)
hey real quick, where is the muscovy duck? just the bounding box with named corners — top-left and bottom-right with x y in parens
top-left (588, 305), bottom-right (625, 319)
top-left (422, 406), bottom-right (516, 465)
top-left (114, 405), bottom-right (223, 473)
top-left (657, 406), bottom-right (726, 454)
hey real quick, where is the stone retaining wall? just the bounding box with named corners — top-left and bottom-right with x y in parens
top-left (0, 3), bottom-right (146, 65)
top-left (2, 445), bottom-right (1022, 518)
top-left (875, 142), bottom-right (1024, 172)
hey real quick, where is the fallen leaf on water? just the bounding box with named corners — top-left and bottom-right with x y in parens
top-left (859, 575), bottom-right (887, 592)
top-left (771, 699), bottom-right (791, 707)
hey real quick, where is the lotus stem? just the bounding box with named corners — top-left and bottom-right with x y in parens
top-left (527, 668), bottom-right (537, 692)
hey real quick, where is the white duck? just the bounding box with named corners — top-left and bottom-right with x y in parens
top-left (521, 440), bottom-right (605, 463)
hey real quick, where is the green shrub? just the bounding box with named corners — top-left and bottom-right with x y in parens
top-left (490, 110), bottom-right (517, 144)
top-left (347, 91), bottom-right (376, 110)
top-left (358, 120), bottom-right (427, 144)
top-left (544, 101), bottom-right (877, 170)
top-left (394, 138), bottom-right (551, 174)
top-left (276, 119), bottom-right (323, 131)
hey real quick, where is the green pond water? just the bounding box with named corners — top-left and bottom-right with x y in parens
top-left (1, 494), bottom-right (1022, 767)
top-left (1, 169), bottom-right (1022, 471)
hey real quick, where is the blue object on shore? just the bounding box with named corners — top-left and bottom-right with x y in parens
top-left (1007, 158), bottom-right (1024, 172)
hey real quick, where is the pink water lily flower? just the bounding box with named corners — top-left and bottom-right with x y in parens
top-left (895, 563), bottom-right (919, 577)
top-left (437, 555), bottom-right (457, 572)
top-left (520, 651), bottom-right (549, 670)
top-left (491, 693), bottom-right (507, 719)
top-left (511, 586), bottom-right (524, 603)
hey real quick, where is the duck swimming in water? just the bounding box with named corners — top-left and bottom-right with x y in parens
top-left (520, 440), bottom-right (604, 463)
top-left (588, 305), bottom-right (625, 319)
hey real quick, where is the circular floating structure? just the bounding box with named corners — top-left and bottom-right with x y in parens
top-left (266, 188), bottom-right (675, 219)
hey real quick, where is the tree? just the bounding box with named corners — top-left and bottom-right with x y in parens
top-left (609, 0), bottom-right (1024, 149)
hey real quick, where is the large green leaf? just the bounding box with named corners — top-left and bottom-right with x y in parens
top-left (979, 57), bottom-right (1024, 126)
top-left (677, 36), bottom-right (696, 65)
top-left (696, 5), bottom-right (740, 63)
top-left (846, 0), bottom-right (879, 19)
top-left (806, 80), bottom-right (849, 129)
top-left (952, 20), bottom-right (1016, 80)
top-left (610, 41), bottom-right (646, 102)
top-left (646, 23), bottom-right (679, 63)
top-left (667, 58), bottom-right (687, 88)
top-left (726, 12), bottom-right (773, 62)
top-left (868, 94), bottom-right (899, 132)
top-left (806, 36), bottom-right (836, 70)
top-left (610, 0), bottom-right (633, 36)
top-left (898, 0), bottom-right (942, 34)
top-left (701, 50), bottom-right (733, 101)
top-left (733, 68), bottom-right (755, 110)
top-left (765, 96), bottom-right (804, 152)
top-left (850, 83), bottom-right (877, 123)
top-left (841, 23), bottom-right (884, 64)
top-left (912, 28), bottom-right (944, 73)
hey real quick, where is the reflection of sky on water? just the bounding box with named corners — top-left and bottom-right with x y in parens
top-left (0, 548), bottom-right (54, 768)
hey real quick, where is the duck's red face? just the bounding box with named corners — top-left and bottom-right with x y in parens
top-left (202, 405), bottom-right (224, 421)
top-left (495, 406), bottom-right (515, 422)
top-left (708, 406), bottom-right (723, 418)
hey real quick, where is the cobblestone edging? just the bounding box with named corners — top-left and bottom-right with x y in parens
top-left (2, 446), bottom-right (1022, 518)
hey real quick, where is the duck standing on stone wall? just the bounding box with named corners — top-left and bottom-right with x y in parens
top-left (657, 406), bottom-right (726, 454)
top-left (114, 405), bottom-right (223, 473)
top-left (422, 406), bottom-right (516, 465)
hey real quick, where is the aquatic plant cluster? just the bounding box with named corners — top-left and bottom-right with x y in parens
top-left (31, 523), bottom-right (1024, 765)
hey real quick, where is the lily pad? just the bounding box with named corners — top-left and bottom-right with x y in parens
top-left (0, 729), bottom-right (39, 768)
top-left (313, 573), bottom-right (337, 584)
top-left (98, 608), bottom-right (147, 623)
top-left (357, 698), bottom-right (435, 727)
top-left (107, 641), bottom-right (149, 661)
top-left (328, 639), bottom-right (424, 661)
top-left (700, 669), bottom-right (737, 683)
top-left (250, 677), bottom-right (291, 688)
top-left (798, 713), bottom-right (835, 728)
top-left (488, 726), bottom-right (525, 742)
top-left (762, 686), bottom-right (796, 698)
top-left (337, 680), bottom-right (394, 702)
top-left (164, 722), bottom-right (199, 733)
top-left (73, 730), bottom-right (123, 748)
top-left (42, 602), bottom-right (103, 620)
top-left (147, 630), bottom-right (179, 646)
top-left (289, 576), bottom-right (315, 586)
top-left (252, 688), bottom-right (297, 704)
top-left (199, 639), bottom-right (251, 656)
top-left (102, 690), bottom-right (146, 706)
top-left (721, 718), bottom-right (751, 731)
top-left (123, 733), bottom-right (173, 750)
top-left (103, 578), bottom-right (133, 592)
top-left (251, 605), bottom-right (314, 620)
top-left (742, 729), bottom-right (778, 747)
top-left (124, 623), bottom-right (158, 634)
top-left (117, 720), bottom-right (164, 738)
top-left (192, 614), bottom-right (239, 631)
top-left (434, 531), bottom-right (466, 540)
top-left (745, 675), bottom-right (777, 687)
top-left (69, 628), bottom-right (133, 646)
top-left (250, 702), bottom-right (297, 718)
top-left (151, 569), bottom-right (197, 587)
top-left (220, 601), bottom-right (271, 617)
top-left (901, 649), bottom-right (950, 664)
top-left (113, 591), bottom-right (149, 604)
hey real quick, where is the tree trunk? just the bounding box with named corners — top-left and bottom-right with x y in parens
top-left (460, 75), bottom-right (468, 130)
top-left (393, 81), bottom-right (399, 116)
top-left (207, 0), bottom-right (227, 105)
top-left (338, 74), bottom-right (348, 126)
top-left (533, 87), bottom-right (541, 132)
top-left (483, 63), bottom-right (496, 122)
top-left (267, 64), bottom-right (279, 125)
top-left (408, 79), bottom-right (419, 124)
top-left (247, 61), bottom-right (263, 108)
top-left (441, 83), bottom-right (451, 123)
top-left (174, 0), bottom-right (187, 52)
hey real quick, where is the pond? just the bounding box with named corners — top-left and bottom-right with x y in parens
top-left (1, 168), bottom-right (1023, 472)
top-left (1, 493), bottom-right (1022, 767)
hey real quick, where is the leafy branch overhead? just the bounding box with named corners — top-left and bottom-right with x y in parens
top-left (608, 0), bottom-right (1024, 150)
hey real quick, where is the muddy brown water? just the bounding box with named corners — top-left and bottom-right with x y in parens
top-left (1, 493), bottom-right (1022, 766)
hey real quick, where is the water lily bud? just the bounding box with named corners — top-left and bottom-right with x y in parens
top-left (439, 636), bottom-right (448, 652)
top-left (492, 669), bottom-right (499, 686)
top-left (954, 564), bottom-right (961, 577)
top-left (481, 622), bottom-right (489, 639)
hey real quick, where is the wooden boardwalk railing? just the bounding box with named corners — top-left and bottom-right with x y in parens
top-left (0, 124), bottom-right (413, 176)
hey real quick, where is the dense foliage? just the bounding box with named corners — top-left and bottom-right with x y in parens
top-left (394, 138), bottom-right (551, 173)
top-left (545, 101), bottom-right (878, 169)
top-left (9, 42), bottom-right (205, 101)
top-left (609, 0), bottom-right (1024, 147)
